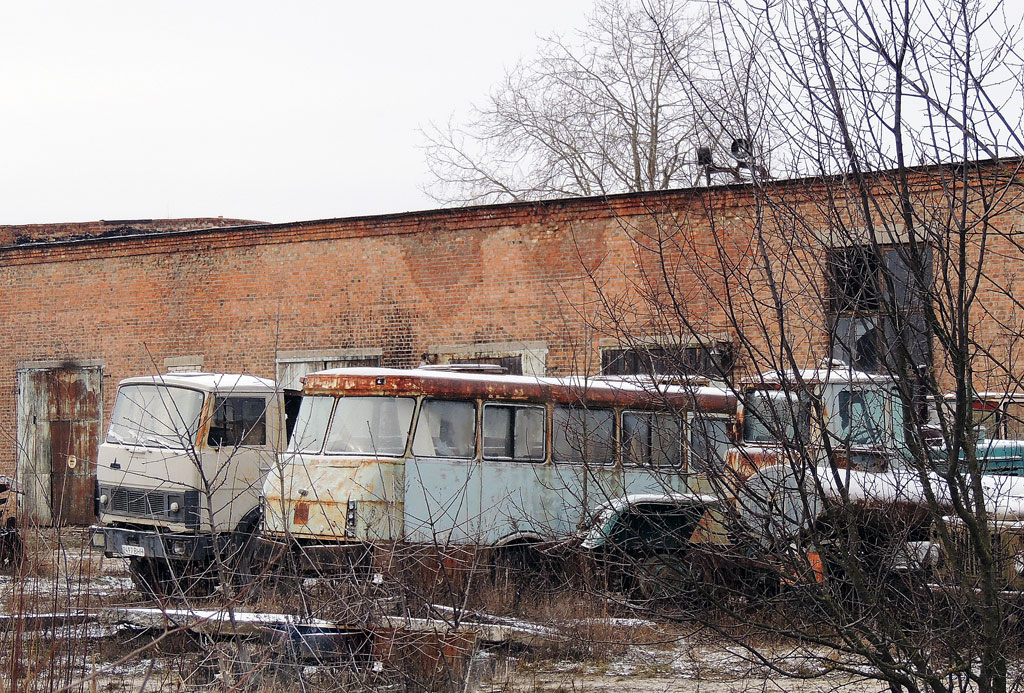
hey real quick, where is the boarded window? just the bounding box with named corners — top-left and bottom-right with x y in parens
top-left (208, 397), bottom-right (268, 447)
top-left (449, 355), bottom-right (523, 375)
top-left (483, 404), bottom-right (545, 461)
top-left (601, 344), bottom-right (732, 379)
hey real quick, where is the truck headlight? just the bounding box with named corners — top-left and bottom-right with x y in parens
top-left (99, 494), bottom-right (108, 506)
top-left (170, 502), bottom-right (180, 513)
top-left (172, 541), bottom-right (187, 556)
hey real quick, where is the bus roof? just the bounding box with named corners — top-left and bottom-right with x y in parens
top-left (301, 367), bottom-right (736, 413)
top-left (117, 372), bottom-right (276, 393)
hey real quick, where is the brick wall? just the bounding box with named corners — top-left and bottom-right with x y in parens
top-left (2, 161), bottom-right (1023, 479)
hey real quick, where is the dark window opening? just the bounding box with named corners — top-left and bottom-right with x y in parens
top-left (601, 343), bottom-right (733, 379)
top-left (828, 245), bottom-right (931, 374)
top-left (208, 397), bottom-right (267, 448)
top-left (450, 355), bottom-right (523, 375)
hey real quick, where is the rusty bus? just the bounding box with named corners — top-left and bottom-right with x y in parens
top-left (91, 373), bottom-right (291, 596)
top-left (260, 367), bottom-right (736, 576)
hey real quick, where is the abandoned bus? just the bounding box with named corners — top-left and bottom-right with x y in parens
top-left (261, 367), bottom-right (736, 571)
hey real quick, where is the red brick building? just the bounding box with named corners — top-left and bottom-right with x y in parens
top-left (3, 159), bottom-right (1022, 523)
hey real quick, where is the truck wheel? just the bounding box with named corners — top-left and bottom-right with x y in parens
top-left (130, 558), bottom-right (216, 600)
top-left (129, 557), bottom-right (168, 599)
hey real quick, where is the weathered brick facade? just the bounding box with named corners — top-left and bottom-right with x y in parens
top-left (2, 160), bottom-right (1023, 522)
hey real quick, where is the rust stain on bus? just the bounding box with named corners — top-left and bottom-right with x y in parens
top-left (264, 455), bottom-right (404, 542)
top-left (303, 370), bottom-right (736, 414)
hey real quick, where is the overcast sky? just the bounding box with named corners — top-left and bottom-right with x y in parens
top-left (0, 1), bottom-right (595, 226)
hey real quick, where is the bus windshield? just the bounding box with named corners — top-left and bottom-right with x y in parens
top-left (836, 389), bottom-right (887, 446)
top-left (287, 395), bottom-right (335, 453)
top-left (323, 396), bottom-right (416, 456)
top-left (107, 384), bottom-right (205, 449)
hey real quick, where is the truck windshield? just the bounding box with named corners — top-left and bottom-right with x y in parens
top-left (743, 389), bottom-right (810, 444)
top-left (107, 385), bottom-right (205, 449)
top-left (837, 389), bottom-right (887, 446)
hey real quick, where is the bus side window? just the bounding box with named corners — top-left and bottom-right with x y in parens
top-left (689, 415), bottom-right (731, 473)
top-left (483, 404), bottom-right (546, 461)
top-left (623, 411), bottom-right (682, 467)
top-left (552, 406), bottom-right (615, 464)
top-left (413, 399), bottom-right (476, 458)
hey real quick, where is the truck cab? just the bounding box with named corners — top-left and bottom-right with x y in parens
top-left (91, 373), bottom-right (287, 596)
top-left (727, 362), bottom-right (907, 482)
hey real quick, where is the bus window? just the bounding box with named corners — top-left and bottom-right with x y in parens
top-left (689, 415), bottom-right (731, 473)
top-left (287, 395), bottom-right (335, 454)
top-left (324, 397), bottom-right (415, 456)
top-left (623, 412), bottom-right (682, 467)
top-left (483, 404), bottom-right (546, 461)
top-left (552, 406), bottom-right (614, 464)
top-left (413, 399), bottom-right (476, 458)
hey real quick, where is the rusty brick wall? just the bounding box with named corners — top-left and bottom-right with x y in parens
top-left (1, 162), bottom-right (1022, 477)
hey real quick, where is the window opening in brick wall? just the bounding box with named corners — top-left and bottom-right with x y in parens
top-left (827, 245), bottom-right (931, 374)
top-left (601, 343), bottom-right (732, 379)
top-left (276, 353), bottom-right (382, 392)
top-left (449, 355), bottom-right (523, 375)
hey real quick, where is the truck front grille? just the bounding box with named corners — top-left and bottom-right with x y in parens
top-left (110, 488), bottom-right (166, 515)
top-left (101, 486), bottom-right (200, 529)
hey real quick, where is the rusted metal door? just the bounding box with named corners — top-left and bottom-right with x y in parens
top-left (16, 365), bottom-right (102, 526)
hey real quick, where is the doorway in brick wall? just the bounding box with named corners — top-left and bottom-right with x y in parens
top-left (16, 363), bottom-right (103, 526)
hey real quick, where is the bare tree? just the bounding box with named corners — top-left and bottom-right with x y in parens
top-left (423, 0), bottom-right (738, 205)
top-left (564, 1), bottom-right (1024, 692)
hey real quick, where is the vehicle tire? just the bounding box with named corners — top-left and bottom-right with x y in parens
top-left (129, 557), bottom-right (168, 599)
top-left (626, 553), bottom-right (690, 604)
top-left (130, 557), bottom-right (216, 600)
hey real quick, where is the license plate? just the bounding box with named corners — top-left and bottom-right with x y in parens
top-left (120, 544), bottom-right (145, 557)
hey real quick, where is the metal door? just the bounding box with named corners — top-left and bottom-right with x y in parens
top-left (16, 365), bottom-right (102, 525)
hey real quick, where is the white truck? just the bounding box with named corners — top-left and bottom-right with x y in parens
top-left (90, 373), bottom-right (292, 597)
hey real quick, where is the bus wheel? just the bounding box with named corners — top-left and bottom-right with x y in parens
top-left (490, 542), bottom-right (563, 593)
